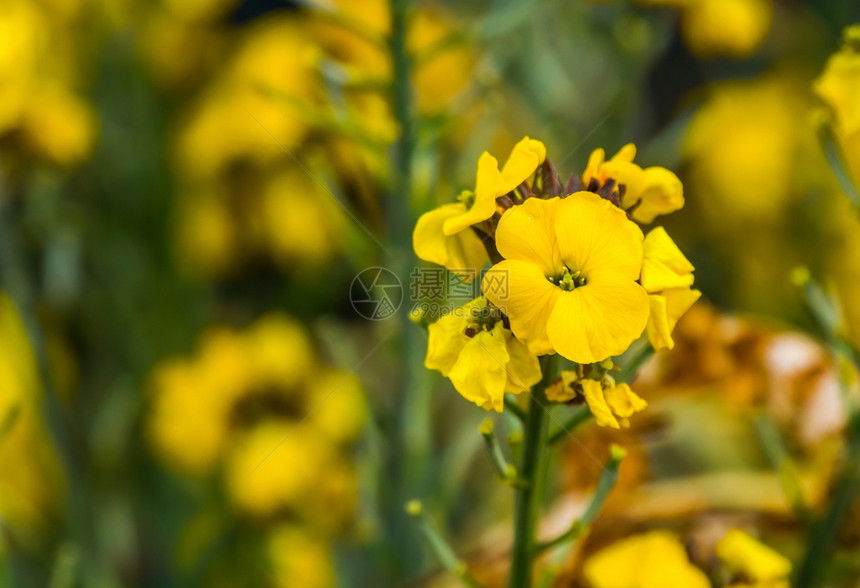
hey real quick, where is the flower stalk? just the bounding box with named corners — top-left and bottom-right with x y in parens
top-left (479, 419), bottom-right (519, 485)
top-left (406, 501), bottom-right (485, 588)
top-left (509, 354), bottom-right (558, 588)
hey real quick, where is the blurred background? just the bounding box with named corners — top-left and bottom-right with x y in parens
top-left (2, 0), bottom-right (860, 586)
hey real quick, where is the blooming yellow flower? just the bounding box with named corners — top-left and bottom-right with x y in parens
top-left (482, 193), bottom-right (649, 364)
top-left (641, 227), bottom-right (701, 350)
top-left (582, 144), bottom-right (684, 224)
top-left (268, 525), bottom-right (335, 588)
top-left (583, 530), bottom-right (710, 588)
top-left (546, 370), bottom-right (647, 428)
top-left (413, 137), bottom-right (546, 279)
top-left (716, 529), bottom-right (791, 587)
top-left (425, 297), bottom-right (541, 412)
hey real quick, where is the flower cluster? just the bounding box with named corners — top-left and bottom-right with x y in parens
top-left (414, 137), bottom-right (699, 419)
top-left (147, 314), bottom-right (364, 586)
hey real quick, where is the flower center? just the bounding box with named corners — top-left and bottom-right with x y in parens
top-left (551, 266), bottom-right (587, 291)
top-left (463, 302), bottom-right (503, 337)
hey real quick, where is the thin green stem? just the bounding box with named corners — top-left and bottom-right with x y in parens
top-left (480, 419), bottom-right (517, 483)
top-left (406, 501), bottom-right (486, 588)
top-left (794, 414), bottom-right (860, 588)
top-left (818, 119), bottom-right (860, 214)
top-left (509, 355), bottom-right (558, 588)
top-left (536, 446), bottom-right (626, 588)
top-left (755, 415), bottom-right (810, 525)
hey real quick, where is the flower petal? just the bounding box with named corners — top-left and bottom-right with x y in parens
top-left (495, 197), bottom-right (563, 274)
top-left (646, 288), bottom-right (701, 350)
top-left (414, 203), bottom-right (488, 279)
top-left (443, 152), bottom-right (502, 235)
top-left (554, 192), bottom-right (644, 283)
top-left (582, 147), bottom-right (606, 184)
top-left (448, 326), bottom-right (510, 412)
top-left (546, 281), bottom-right (649, 364)
top-left (499, 136), bottom-right (546, 188)
top-left (604, 383), bottom-right (647, 419)
top-left (482, 260), bottom-right (559, 356)
top-left (627, 167), bottom-right (684, 224)
top-left (641, 227), bottom-right (695, 293)
top-left (503, 329), bottom-right (542, 394)
top-left (580, 379), bottom-right (619, 429)
top-left (425, 311), bottom-right (468, 376)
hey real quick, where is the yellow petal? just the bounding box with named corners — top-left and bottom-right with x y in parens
top-left (494, 196), bottom-right (563, 274)
top-left (610, 143), bottom-right (638, 164)
top-left (482, 260), bottom-right (559, 356)
top-left (443, 152), bottom-right (503, 235)
top-left (716, 529), bottom-right (792, 582)
top-left (584, 531), bottom-right (711, 588)
top-left (503, 329), bottom-right (542, 394)
top-left (646, 294), bottom-right (674, 351)
top-left (641, 227), bottom-right (695, 293)
top-left (545, 370), bottom-right (579, 402)
top-left (583, 147), bottom-right (606, 183)
top-left (815, 44), bottom-right (860, 137)
top-left (448, 325), bottom-right (510, 412)
top-left (425, 311), bottom-right (468, 376)
top-left (646, 288), bottom-right (701, 351)
top-left (500, 136), bottom-right (546, 188)
top-left (413, 203), bottom-right (488, 279)
top-left (600, 159), bottom-right (646, 203)
top-left (580, 379), bottom-right (619, 429)
top-left (628, 167), bottom-right (685, 224)
top-left (547, 281), bottom-right (649, 364)
top-left (604, 383), bottom-right (647, 418)
top-left (443, 137), bottom-right (545, 236)
top-left (554, 191), bottom-right (645, 283)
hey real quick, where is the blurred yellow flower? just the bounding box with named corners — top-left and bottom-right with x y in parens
top-left (0, 0), bottom-right (97, 167)
top-left (268, 525), bottom-right (335, 588)
top-left (638, 0), bottom-right (772, 59)
top-left (583, 530), bottom-right (710, 588)
top-left (641, 227), bottom-right (701, 350)
top-left (425, 297), bottom-right (541, 412)
top-left (413, 137), bottom-right (545, 279)
top-left (582, 144), bottom-right (684, 224)
top-left (482, 193), bottom-right (649, 363)
top-left (147, 313), bottom-right (362, 487)
top-left (175, 16), bottom-right (317, 180)
top-left (716, 529), bottom-right (792, 587)
top-left (815, 26), bottom-right (860, 185)
top-left (0, 294), bottom-right (64, 539)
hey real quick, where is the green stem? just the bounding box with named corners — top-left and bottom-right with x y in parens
top-left (535, 446), bottom-right (626, 588)
top-left (504, 395), bottom-right (527, 422)
top-left (406, 501), bottom-right (486, 588)
top-left (794, 413), bottom-right (860, 588)
top-left (509, 355), bottom-right (557, 588)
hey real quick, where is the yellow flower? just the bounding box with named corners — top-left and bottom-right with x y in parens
top-left (636, 0), bottom-right (771, 59)
top-left (641, 227), bottom-right (701, 350)
top-left (583, 530), bottom-right (710, 588)
top-left (413, 137), bottom-right (546, 279)
top-left (716, 529), bottom-right (791, 587)
top-left (425, 298), bottom-right (541, 412)
top-left (482, 193), bottom-right (649, 364)
top-left (546, 370), bottom-right (647, 428)
top-left (680, 0), bottom-right (772, 59)
top-left (268, 525), bottom-right (335, 588)
top-left (0, 294), bottom-right (64, 536)
top-left (582, 144), bottom-right (684, 224)
top-left (815, 26), bottom-right (860, 185)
